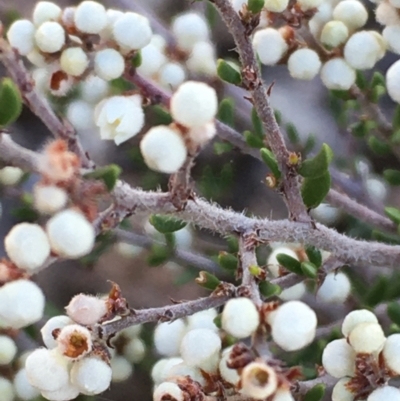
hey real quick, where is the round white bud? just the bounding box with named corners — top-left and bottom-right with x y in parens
top-left (270, 301), bottom-right (317, 351)
top-left (154, 319), bottom-right (187, 357)
top-left (123, 337), bottom-right (146, 363)
top-left (6, 20), bottom-right (35, 56)
top-left (288, 48), bottom-right (321, 80)
top-left (0, 166), bottom-right (24, 186)
top-left (14, 369), bottom-right (40, 401)
top-left (94, 95), bottom-right (144, 145)
top-left (0, 377), bottom-right (15, 401)
top-left (317, 272), bottom-right (351, 303)
top-left (167, 362), bottom-right (206, 386)
top-left (375, 3), bottom-right (400, 26)
top-left (320, 58), bottom-right (356, 90)
top-left (159, 357), bottom-right (184, 383)
top-left (5, 223), bottom-right (50, 271)
top-left (219, 352), bottom-right (239, 385)
top-left (25, 348), bottom-right (70, 392)
top-left (186, 41), bottom-right (217, 76)
top-left (34, 21), bottom-right (65, 53)
top-left (172, 13), bottom-right (209, 51)
top-left (81, 75), bottom-right (109, 104)
top-left (111, 356), bottom-right (133, 382)
top-left (60, 47), bottom-right (88, 77)
top-left (159, 62), bottom-right (186, 90)
top-left (332, 378), bottom-right (354, 401)
top-left (66, 100), bottom-right (94, 131)
top-left (222, 297), bottom-right (260, 338)
top-left (33, 184), bottom-right (68, 214)
top-left (267, 247), bottom-right (298, 278)
top-left (40, 382), bottom-right (80, 401)
top-left (56, 324), bottom-right (92, 359)
top-left (382, 334), bottom-right (400, 374)
top-left (180, 328), bottom-right (221, 373)
top-left (140, 125), bottom-right (187, 174)
top-left (137, 43), bottom-right (167, 78)
top-left (151, 359), bottom-right (168, 384)
top-left (253, 28), bottom-right (288, 66)
top-left (188, 123), bottom-right (217, 147)
top-left (0, 335), bottom-right (17, 365)
top-left (279, 282), bottom-right (306, 301)
top-left (41, 315), bottom-right (74, 349)
top-left (27, 49), bottom-right (47, 67)
top-left (366, 176), bottom-right (388, 204)
top-left (33, 2), bottom-right (62, 26)
top-left (368, 386), bottom-right (400, 401)
top-left (120, 324), bottom-right (142, 338)
top-left (387, 60), bottom-right (400, 104)
top-left (186, 308), bottom-right (218, 332)
top-left (74, 1), bottom-right (107, 34)
top-left (322, 338), bottom-right (356, 378)
top-left (154, 382), bottom-right (184, 401)
top-left (321, 21), bottom-right (349, 47)
top-left (241, 362), bottom-right (278, 400)
top-left (341, 309), bottom-right (378, 337)
top-left (171, 81), bottom-right (218, 128)
top-left (112, 12), bottom-right (152, 51)
top-left (66, 294), bottom-right (107, 326)
top-left (46, 209), bottom-right (95, 259)
top-left (272, 389), bottom-right (296, 401)
top-left (333, 0), bottom-right (368, 31)
top-left (70, 356), bottom-right (112, 395)
top-left (349, 322), bottom-right (385, 354)
top-left (264, 0), bottom-right (289, 13)
top-left (94, 48), bottom-right (125, 81)
top-left (383, 26), bottom-right (400, 55)
top-left (100, 9), bottom-right (124, 40)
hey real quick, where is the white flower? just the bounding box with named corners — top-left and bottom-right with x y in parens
top-left (241, 362), bottom-right (278, 400)
top-left (222, 298), bottom-right (260, 338)
top-left (66, 100), bottom-right (94, 131)
top-left (33, 2), bottom-right (62, 27)
top-left (317, 272), bottom-right (351, 303)
top-left (332, 378), bottom-right (354, 401)
top-left (288, 48), bottom-right (321, 80)
top-left (375, 3), bottom-right (400, 26)
top-left (368, 386), bottom-right (400, 401)
top-left (322, 338), bottom-right (356, 378)
top-left (0, 377), bottom-right (15, 401)
top-left (27, 49), bottom-right (47, 67)
top-left (252, 28), bottom-right (288, 66)
top-left (112, 12), bottom-right (152, 51)
top-left (341, 309), bottom-right (378, 337)
top-left (186, 41), bottom-right (217, 76)
top-left (70, 356), bottom-right (112, 395)
top-left (188, 122), bottom-right (217, 146)
top-left (41, 315), bottom-right (74, 349)
top-left (94, 95), bottom-right (145, 145)
top-left (172, 13), bottom-right (209, 51)
top-left (46, 209), bottom-right (95, 259)
top-left (81, 75), bottom-right (109, 104)
top-left (140, 125), bottom-right (187, 173)
top-left (154, 319), bottom-right (187, 357)
top-left (0, 166), bottom-right (24, 186)
top-left (14, 369), bottom-right (40, 401)
top-left (123, 338), bottom-right (146, 363)
top-left (171, 81), bottom-right (218, 128)
top-left (74, 1), bottom-right (107, 34)
top-left (387, 60), bottom-right (400, 103)
top-left (279, 282), bottom-right (306, 301)
top-left (66, 294), bottom-right (107, 326)
top-left (264, 0), bottom-right (289, 13)
top-left (333, 0), bottom-right (368, 31)
top-left (34, 21), bottom-right (65, 53)
top-left (94, 48), bottom-right (125, 81)
top-left (57, 324), bottom-right (92, 359)
top-left (382, 334), bottom-right (400, 374)
top-left (33, 184), bottom-right (68, 214)
top-left (159, 62), bottom-right (186, 89)
top-left (348, 322), bottom-right (385, 354)
top-left (5, 223), bottom-right (50, 271)
top-left (383, 26), bottom-right (400, 55)
top-left (155, 357), bottom-right (184, 383)
top-left (137, 43), bottom-right (167, 78)
top-left (111, 356), bottom-right (133, 382)
top-left (6, 20), bottom-right (35, 55)
top-left (366, 176), bottom-right (388, 203)
top-left (321, 21), bottom-right (349, 47)
top-left (154, 382), bottom-right (184, 401)
top-left (0, 335), bottom-right (17, 365)
top-left (320, 58), bottom-right (355, 90)
top-left (219, 351), bottom-right (240, 385)
top-left (187, 308), bottom-right (217, 332)
top-left (60, 47), bottom-right (89, 77)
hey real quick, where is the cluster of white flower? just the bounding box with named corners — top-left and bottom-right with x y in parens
top-left (323, 309), bottom-right (400, 400)
top-left (0, 167), bottom-right (24, 186)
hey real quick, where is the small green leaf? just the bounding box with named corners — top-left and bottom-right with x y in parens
top-left (244, 130), bottom-right (264, 148)
top-left (301, 170), bottom-right (331, 209)
top-left (259, 281), bottom-right (282, 298)
top-left (330, 89), bottom-right (353, 101)
top-left (251, 107), bottom-right (264, 138)
top-left (349, 121), bottom-right (376, 138)
top-left (214, 141), bottom-right (233, 155)
top-left (356, 71), bottom-right (368, 90)
top-left (305, 246), bottom-right (322, 267)
top-left (226, 235), bottom-right (239, 253)
top-left (149, 214), bottom-right (187, 233)
top-left (0, 78), bottom-right (23, 127)
top-left (131, 51), bottom-right (142, 67)
top-left (147, 244), bottom-right (170, 266)
top-left (286, 123), bottom-right (299, 145)
top-left (304, 384), bottom-right (326, 401)
top-left (370, 85), bottom-right (386, 103)
top-left (152, 105), bottom-right (173, 125)
top-left (372, 230), bottom-right (400, 245)
top-left (385, 207), bottom-right (400, 225)
top-left (213, 314), bottom-right (222, 329)
top-left (388, 302), bottom-right (400, 327)
top-left (195, 271), bottom-right (220, 290)
top-left (299, 144), bottom-right (333, 178)
top-left (217, 59), bottom-right (242, 85)
top-left (276, 253), bottom-right (302, 275)
top-left (393, 105), bottom-right (400, 131)
top-left (365, 276), bottom-right (388, 306)
top-left (248, 0), bottom-right (265, 13)
top-left (84, 164), bottom-right (121, 191)
top-left (384, 169), bottom-right (400, 186)
top-left (260, 148), bottom-right (281, 179)
top-left (392, 129), bottom-right (400, 145)
top-left (368, 136), bottom-right (391, 156)
top-left (371, 71), bottom-right (386, 88)
top-left (303, 135), bottom-right (316, 154)
top-left (217, 98), bottom-right (235, 127)
top-left (218, 252), bottom-right (238, 271)
top-left (301, 261), bottom-right (318, 278)
top-left (274, 110), bottom-right (282, 124)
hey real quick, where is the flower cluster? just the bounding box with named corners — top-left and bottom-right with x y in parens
top-left (323, 309), bottom-right (400, 400)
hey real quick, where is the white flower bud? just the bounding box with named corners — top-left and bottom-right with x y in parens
top-left (383, 26), bottom-right (400, 55)
top-left (70, 356), bottom-right (112, 395)
top-left (81, 75), bottom-right (109, 104)
top-left (154, 382), bottom-right (184, 401)
top-left (152, 357), bottom-right (183, 384)
top-left (120, 324), bottom-right (142, 338)
top-left (0, 166), bottom-right (24, 186)
top-left (375, 3), bottom-right (400, 26)
top-left (100, 9), bottom-right (124, 40)
top-left (317, 272), bottom-right (351, 303)
top-left (0, 280), bottom-right (45, 329)
top-left (14, 368), bottom-right (40, 401)
top-left (66, 293), bottom-right (107, 326)
top-left (41, 315), bottom-right (74, 349)
top-left (267, 247), bottom-right (298, 278)
top-left (6, 20), bottom-right (35, 56)
top-left (33, 184), bottom-right (68, 215)
top-left (40, 382), bottom-right (80, 401)
top-left (333, 0), bottom-right (368, 30)
top-left (341, 309), bottom-right (378, 337)
top-left (349, 322), bottom-right (385, 354)
top-left (332, 378), bottom-right (354, 401)
top-left (33, 2), bottom-right (62, 26)
top-left (279, 282), bottom-right (306, 301)
top-left (0, 335), bottom-right (17, 365)
top-left (171, 81), bottom-right (217, 128)
top-left (27, 49), bottom-right (47, 67)
top-left (167, 362), bottom-right (206, 386)
top-left (154, 319), bottom-right (186, 357)
top-left (322, 338), bottom-right (356, 378)
top-left (222, 298), bottom-right (260, 338)
top-left (180, 328), bottom-right (221, 373)
top-left (140, 125), bottom-right (187, 174)
top-left (46, 209), bottom-right (95, 259)
top-left (188, 122), bottom-right (217, 146)
top-left (382, 334), bottom-right (400, 374)
top-left (320, 58), bottom-right (356, 90)
top-left (94, 95), bottom-right (145, 145)
top-left (172, 13), bottom-right (209, 51)
top-left (241, 362), bottom-right (278, 400)
top-left (264, 0), bottom-right (289, 13)
top-left (366, 176), bottom-right (388, 203)
top-left (94, 48), bottom-right (125, 81)
top-left (219, 352), bottom-right (239, 385)
top-left (26, 348), bottom-right (70, 392)
top-left (159, 62), bottom-right (186, 90)
top-left (272, 389), bottom-right (295, 401)
top-left (74, 1), bottom-right (107, 34)
top-left (187, 309), bottom-right (218, 332)
top-left (111, 356), bottom-right (133, 382)
top-left (112, 12), bottom-right (152, 51)
top-left (288, 48), bottom-right (321, 80)
top-left (0, 377), bottom-right (15, 401)
top-left (270, 301), bottom-right (317, 351)
top-left (368, 386), bottom-right (400, 401)
top-left (60, 47), bottom-right (88, 77)
top-left (321, 21), bottom-right (349, 47)
top-left (123, 337), bottom-right (146, 363)
top-left (56, 324), bottom-right (92, 359)
top-left (66, 100), bottom-right (94, 131)
top-left (186, 41), bottom-right (217, 76)
top-left (115, 242), bottom-right (142, 258)
top-left (252, 28), bottom-right (288, 66)
top-left (387, 60), bottom-right (400, 104)
top-left (137, 43), bottom-right (167, 78)
top-left (34, 21), bottom-right (65, 53)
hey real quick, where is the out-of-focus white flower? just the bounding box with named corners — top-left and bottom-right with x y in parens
top-left (375, 3), bottom-right (400, 26)
top-left (317, 272), bottom-right (351, 303)
top-left (0, 335), bottom-right (17, 365)
top-left (172, 13), bottom-right (209, 51)
top-left (366, 176), bottom-right (388, 203)
top-left (33, 2), bottom-right (62, 26)
top-left (333, 0), bottom-right (368, 31)
top-left (159, 62), bottom-right (186, 89)
top-left (279, 282), bottom-right (306, 301)
top-left (60, 47), bottom-right (89, 77)
top-left (94, 95), bottom-right (145, 145)
top-left (186, 41), bottom-right (217, 76)
top-left (66, 100), bottom-right (94, 131)
top-left (154, 382), bottom-right (184, 401)
top-left (288, 48), bottom-right (321, 80)
top-left (123, 337), bottom-right (146, 363)
top-left (14, 368), bottom-right (40, 400)
top-left (27, 49), bottom-right (47, 67)
top-left (94, 48), bottom-right (125, 81)
top-left (297, 0), bottom-right (323, 10)
top-left (111, 356), bottom-right (133, 382)
top-left (81, 75), bottom-right (109, 104)
top-left (382, 334), bottom-right (400, 374)
top-left (154, 319), bottom-right (186, 357)
top-left (321, 21), bottom-right (349, 47)
top-left (252, 28), bottom-right (288, 66)
top-left (332, 378), bottom-right (354, 401)
top-left (137, 43), bottom-right (167, 78)
top-left (40, 382), bottom-right (80, 401)
top-left (368, 386), bottom-right (400, 401)
top-left (264, 0), bottom-right (289, 13)
top-left (34, 21), bottom-right (65, 53)
top-left (188, 122), bottom-right (217, 146)
top-left (0, 166), bottom-right (24, 186)
top-left (387, 60), bottom-right (400, 104)
top-left (7, 20), bottom-right (36, 55)
top-left (0, 377), bottom-right (15, 401)
top-left (34, 184), bottom-right (68, 215)
top-left (383, 26), bottom-right (400, 55)
top-left (74, 1), bottom-right (107, 34)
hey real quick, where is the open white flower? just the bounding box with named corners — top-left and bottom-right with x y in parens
top-left (94, 95), bottom-right (145, 145)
